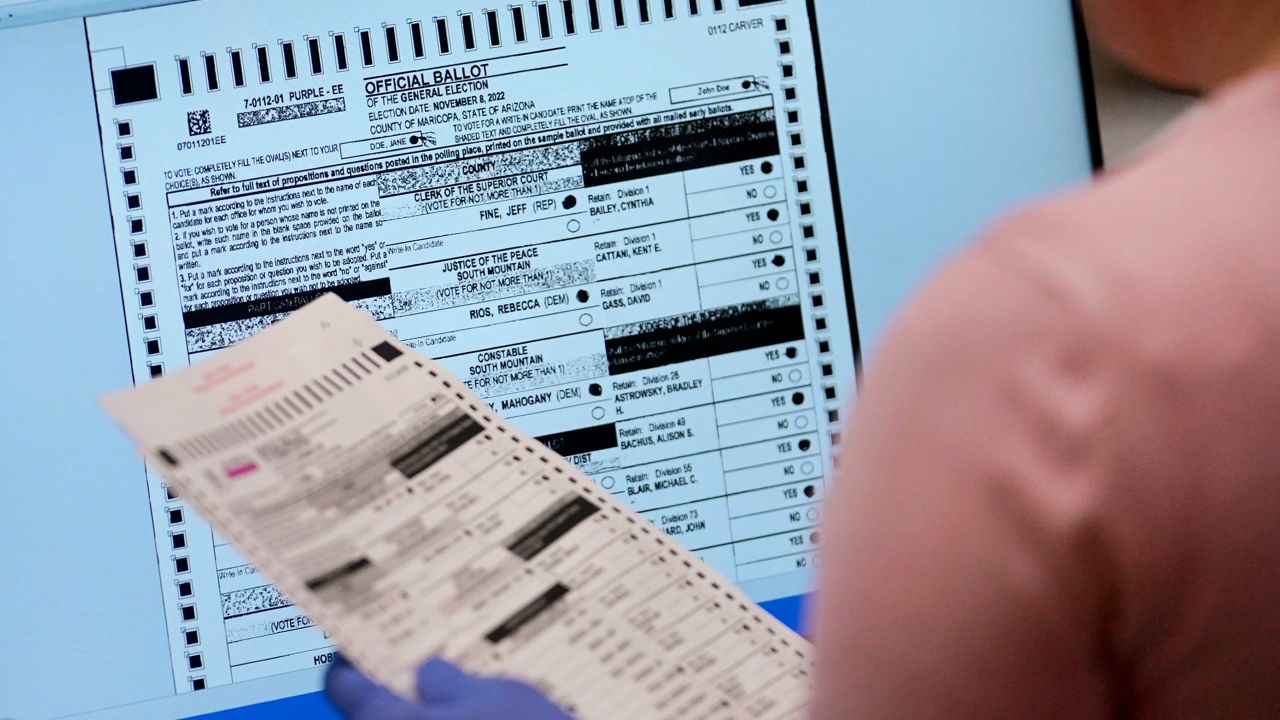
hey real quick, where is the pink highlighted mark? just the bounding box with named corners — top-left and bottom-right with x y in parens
top-left (226, 462), bottom-right (259, 480)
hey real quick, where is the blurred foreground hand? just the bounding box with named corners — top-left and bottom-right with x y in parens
top-left (326, 656), bottom-right (574, 720)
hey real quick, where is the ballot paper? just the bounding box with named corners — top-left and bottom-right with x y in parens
top-left (86, 0), bottom-right (850, 686)
top-left (103, 294), bottom-right (811, 719)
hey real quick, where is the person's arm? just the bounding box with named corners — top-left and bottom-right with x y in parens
top-left (812, 228), bottom-right (1121, 719)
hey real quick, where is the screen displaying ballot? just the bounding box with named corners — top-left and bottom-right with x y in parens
top-left (0, 1), bottom-right (1098, 719)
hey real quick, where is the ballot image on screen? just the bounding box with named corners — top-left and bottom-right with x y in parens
top-left (82, 0), bottom-right (858, 694)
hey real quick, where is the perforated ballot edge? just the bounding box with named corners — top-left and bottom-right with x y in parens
top-left (102, 294), bottom-right (812, 720)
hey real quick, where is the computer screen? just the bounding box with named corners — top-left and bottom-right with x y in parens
top-left (0, 1), bottom-right (1097, 718)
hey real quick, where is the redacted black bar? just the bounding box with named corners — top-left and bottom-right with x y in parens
top-left (606, 301), bottom-right (805, 375)
top-left (181, 278), bottom-right (391, 329)
top-left (581, 108), bottom-right (779, 187)
top-left (507, 496), bottom-right (601, 561)
top-left (305, 556), bottom-right (371, 591)
top-left (391, 411), bottom-right (484, 479)
top-left (535, 423), bottom-right (617, 456)
top-left (484, 583), bottom-right (570, 643)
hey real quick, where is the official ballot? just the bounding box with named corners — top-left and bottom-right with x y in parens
top-left (102, 294), bottom-right (811, 719)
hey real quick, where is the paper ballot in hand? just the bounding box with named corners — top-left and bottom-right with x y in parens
top-left (102, 295), bottom-right (812, 719)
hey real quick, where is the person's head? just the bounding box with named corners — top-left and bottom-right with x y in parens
top-left (1082, 0), bottom-right (1280, 91)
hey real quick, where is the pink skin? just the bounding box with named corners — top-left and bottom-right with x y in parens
top-left (810, 4), bottom-right (1280, 719)
top-left (1081, 0), bottom-right (1280, 91)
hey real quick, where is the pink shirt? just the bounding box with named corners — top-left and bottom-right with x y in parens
top-left (813, 67), bottom-right (1280, 718)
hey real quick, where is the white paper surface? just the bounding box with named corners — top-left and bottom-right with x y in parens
top-left (103, 294), bottom-right (811, 719)
top-left (84, 0), bottom-right (851, 685)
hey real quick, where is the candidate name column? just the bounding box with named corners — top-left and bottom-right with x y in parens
top-left (588, 100), bottom-right (817, 578)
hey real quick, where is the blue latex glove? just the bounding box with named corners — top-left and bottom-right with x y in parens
top-left (326, 655), bottom-right (574, 720)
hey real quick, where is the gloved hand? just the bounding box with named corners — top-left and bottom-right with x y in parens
top-left (326, 655), bottom-right (574, 720)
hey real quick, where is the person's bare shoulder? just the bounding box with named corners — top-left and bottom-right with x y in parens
top-left (1031, 70), bottom-right (1280, 381)
top-left (817, 69), bottom-right (1280, 720)
top-left (941, 70), bottom-right (1280, 717)
top-left (811, 209), bottom-right (1123, 720)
